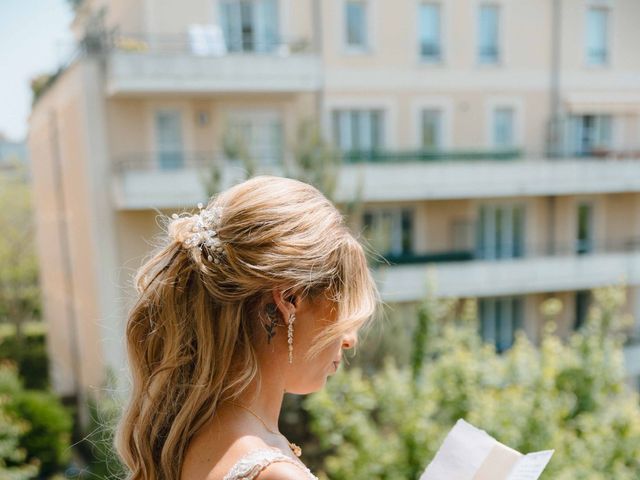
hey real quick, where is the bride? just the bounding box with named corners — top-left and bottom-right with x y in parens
top-left (115, 176), bottom-right (379, 479)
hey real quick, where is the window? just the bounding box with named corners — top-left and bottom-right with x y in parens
top-left (363, 209), bottom-right (414, 258)
top-left (421, 108), bottom-right (443, 149)
top-left (574, 290), bottom-right (592, 330)
top-left (478, 4), bottom-right (500, 64)
top-left (586, 7), bottom-right (609, 65)
top-left (568, 114), bottom-right (613, 156)
top-left (576, 203), bottom-right (594, 254)
top-left (332, 109), bottom-right (384, 153)
top-left (419, 3), bottom-right (442, 62)
top-left (155, 110), bottom-right (184, 169)
top-left (493, 107), bottom-right (515, 148)
top-left (226, 112), bottom-right (283, 165)
top-left (345, 1), bottom-right (368, 49)
top-left (476, 204), bottom-right (525, 260)
top-left (479, 296), bottom-right (524, 352)
top-left (220, 0), bottom-right (279, 52)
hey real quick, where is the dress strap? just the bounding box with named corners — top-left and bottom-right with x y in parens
top-left (222, 447), bottom-right (317, 480)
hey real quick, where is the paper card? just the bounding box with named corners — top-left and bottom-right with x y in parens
top-left (472, 442), bottom-right (522, 480)
top-left (419, 419), bottom-right (554, 480)
top-left (506, 450), bottom-right (555, 480)
top-left (419, 419), bottom-right (496, 480)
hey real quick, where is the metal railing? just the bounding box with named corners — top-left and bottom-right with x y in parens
top-left (113, 151), bottom-right (284, 173)
top-left (108, 32), bottom-right (313, 56)
top-left (113, 149), bottom-right (526, 173)
top-left (341, 148), bottom-right (522, 164)
top-left (113, 148), bottom-right (640, 175)
top-left (373, 236), bottom-right (640, 266)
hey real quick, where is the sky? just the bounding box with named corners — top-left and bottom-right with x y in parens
top-left (0, 0), bottom-right (74, 142)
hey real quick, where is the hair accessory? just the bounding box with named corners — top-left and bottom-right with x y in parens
top-left (172, 202), bottom-right (225, 263)
top-left (288, 312), bottom-right (295, 364)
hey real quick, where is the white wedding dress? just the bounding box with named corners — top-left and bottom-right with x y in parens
top-left (223, 447), bottom-right (319, 480)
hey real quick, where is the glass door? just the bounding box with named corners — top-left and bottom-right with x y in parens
top-left (155, 110), bottom-right (184, 170)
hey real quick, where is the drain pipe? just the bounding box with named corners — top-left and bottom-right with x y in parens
top-left (548, 0), bottom-right (563, 158)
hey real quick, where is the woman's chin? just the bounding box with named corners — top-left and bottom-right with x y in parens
top-left (286, 379), bottom-right (327, 395)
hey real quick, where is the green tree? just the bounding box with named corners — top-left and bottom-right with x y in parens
top-left (0, 363), bottom-right (40, 479)
top-left (288, 119), bottom-right (341, 201)
top-left (304, 284), bottom-right (640, 480)
top-left (0, 173), bottom-right (41, 345)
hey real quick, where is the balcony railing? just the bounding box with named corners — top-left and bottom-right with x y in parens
top-left (109, 32), bottom-right (314, 56)
top-left (373, 237), bottom-right (640, 267)
top-left (341, 148), bottom-right (522, 164)
top-left (113, 150), bottom-right (286, 173)
top-left (104, 31), bottom-right (321, 95)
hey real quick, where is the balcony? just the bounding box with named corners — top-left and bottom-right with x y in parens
top-left (104, 34), bottom-right (322, 96)
top-left (374, 238), bottom-right (640, 302)
top-left (112, 151), bottom-right (289, 209)
top-left (113, 150), bottom-right (640, 209)
top-left (334, 154), bottom-right (640, 202)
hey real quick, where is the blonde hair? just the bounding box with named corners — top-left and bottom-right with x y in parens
top-left (115, 175), bottom-right (379, 479)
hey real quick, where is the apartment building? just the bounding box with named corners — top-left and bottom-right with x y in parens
top-left (28, 0), bottom-right (640, 398)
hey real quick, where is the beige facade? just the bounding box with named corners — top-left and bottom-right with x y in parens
top-left (30, 0), bottom-right (640, 397)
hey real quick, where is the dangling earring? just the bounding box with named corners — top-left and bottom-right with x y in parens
top-left (288, 312), bottom-right (295, 364)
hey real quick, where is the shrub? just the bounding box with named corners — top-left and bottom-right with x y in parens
top-left (6, 390), bottom-right (73, 477)
top-left (0, 363), bottom-right (39, 479)
top-left (304, 285), bottom-right (640, 480)
top-left (0, 327), bottom-right (49, 390)
top-left (0, 361), bottom-right (72, 478)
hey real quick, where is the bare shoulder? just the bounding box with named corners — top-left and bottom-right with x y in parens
top-left (256, 461), bottom-right (312, 480)
top-left (198, 434), bottom-right (273, 480)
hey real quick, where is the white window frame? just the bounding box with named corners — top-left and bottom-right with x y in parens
top-left (411, 97), bottom-right (453, 150)
top-left (567, 113), bottom-right (615, 156)
top-left (575, 201), bottom-right (595, 254)
top-left (362, 207), bottom-right (415, 257)
top-left (418, 2), bottom-right (444, 64)
top-left (146, 101), bottom-right (194, 168)
top-left (479, 296), bottom-right (524, 352)
top-left (154, 109), bottom-right (185, 169)
top-left (341, 0), bottom-right (376, 54)
top-left (485, 97), bottom-right (524, 149)
top-left (492, 107), bottom-right (515, 149)
top-left (324, 97), bottom-right (396, 149)
top-left (572, 195), bottom-right (602, 254)
top-left (476, 2), bottom-right (502, 66)
top-left (474, 200), bottom-right (527, 260)
top-left (224, 108), bottom-right (284, 166)
top-left (211, 0), bottom-right (291, 43)
top-left (331, 109), bottom-right (386, 152)
top-left (585, 4), bottom-right (611, 67)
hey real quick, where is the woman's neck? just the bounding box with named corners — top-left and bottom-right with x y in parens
top-left (232, 366), bottom-right (287, 432)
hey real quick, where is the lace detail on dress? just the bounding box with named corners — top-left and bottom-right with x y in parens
top-left (222, 447), bottom-right (318, 480)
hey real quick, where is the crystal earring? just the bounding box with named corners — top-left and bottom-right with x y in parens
top-left (288, 312), bottom-right (295, 364)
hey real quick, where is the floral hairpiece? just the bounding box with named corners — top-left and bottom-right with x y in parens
top-left (172, 202), bottom-right (225, 264)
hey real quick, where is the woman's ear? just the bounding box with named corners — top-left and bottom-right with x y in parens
top-left (271, 287), bottom-right (297, 320)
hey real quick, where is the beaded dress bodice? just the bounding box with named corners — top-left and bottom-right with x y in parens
top-left (222, 447), bottom-right (318, 480)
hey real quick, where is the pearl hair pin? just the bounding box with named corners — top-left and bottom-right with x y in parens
top-left (172, 202), bottom-right (225, 263)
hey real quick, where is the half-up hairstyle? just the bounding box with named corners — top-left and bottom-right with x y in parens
top-left (114, 175), bottom-right (379, 479)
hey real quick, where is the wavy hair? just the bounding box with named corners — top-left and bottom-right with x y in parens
top-left (114, 176), bottom-right (379, 479)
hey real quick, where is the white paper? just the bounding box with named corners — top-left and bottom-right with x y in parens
top-left (420, 419), bottom-right (497, 480)
top-left (420, 419), bottom-right (554, 480)
top-left (506, 450), bottom-right (555, 480)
